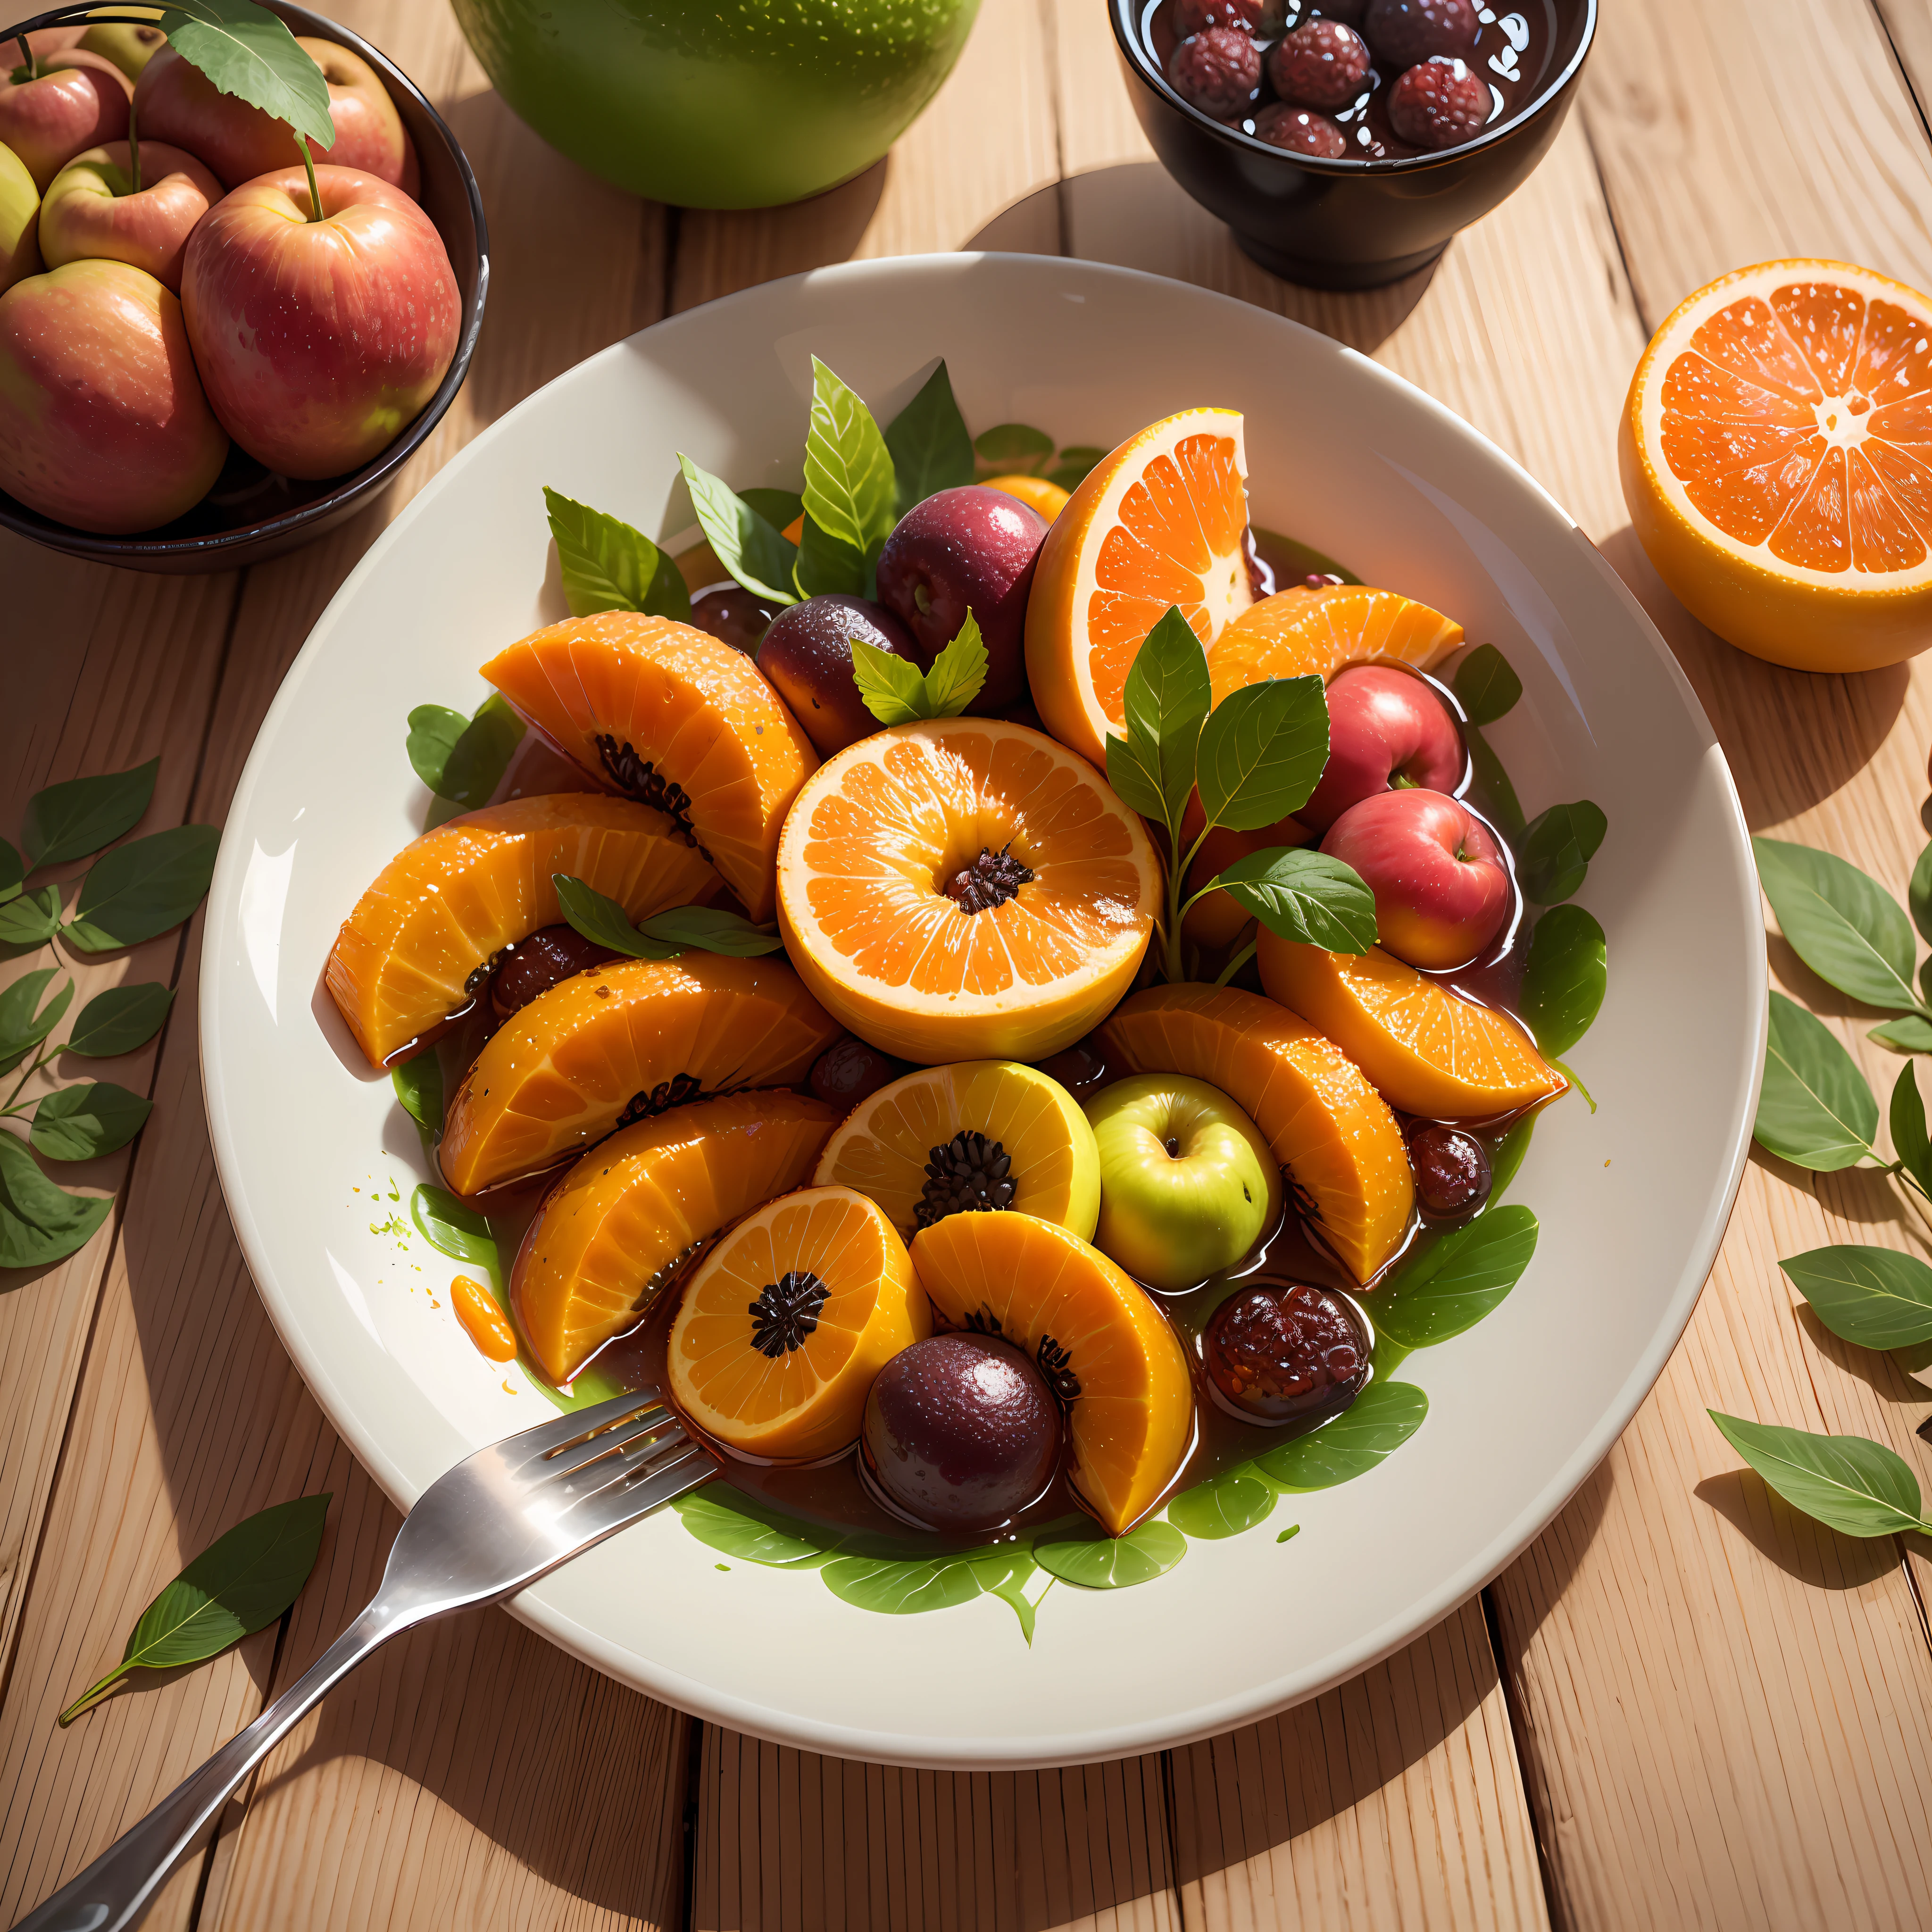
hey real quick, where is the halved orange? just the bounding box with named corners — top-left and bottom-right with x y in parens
top-left (510, 1091), bottom-right (837, 1384)
top-left (1207, 585), bottom-right (1463, 708)
top-left (1621, 258), bottom-right (1932, 672)
top-left (325, 793), bottom-right (720, 1069)
top-left (1024, 408), bottom-right (1253, 766)
top-left (1096, 983), bottom-right (1413, 1283)
top-left (910, 1210), bottom-right (1192, 1536)
top-left (1258, 935), bottom-right (1560, 1121)
top-left (439, 954), bottom-right (841, 1196)
top-left (481, 610), bottom-right (818, 921)
top-left (775, 717), bottom-right (1159, 1065)
top-left (667, 1184), bottom-right (929, 1459)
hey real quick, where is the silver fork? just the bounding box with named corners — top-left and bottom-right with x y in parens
top-left (14, 1391), bottom-right (711, 1932)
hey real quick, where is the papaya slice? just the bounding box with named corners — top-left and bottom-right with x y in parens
top-left (481, 611), bottom-right (818, 923)
top-left (910, 1210), bottom-right (1193, 1535)
top-left (510, 1090), bottom-right (838, 1384)
top-left (1207, 585), bottom-right (1462, 708)
top-left (1095, 982), bottom-right (1414, 1284)
top-left (1258, 934), bottom-right (1561, 1120)
top-left (439, 954), bottom-right (842, 1197)
top-left (325, 793), bottom-right (720, 1069)
top-left (668, 1185), bottom-right (930, 1459)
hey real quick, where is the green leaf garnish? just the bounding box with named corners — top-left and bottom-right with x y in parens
top-left (552, 875), bottom-right (782, 961)
top-left (410, 1183), bottom-right (498, 1276)
top-left (406, 704), bottom-right (467, 796)
top-left (1909, 841), bottom-right (1932, 947)
top-left (792, 513), bottom-right (867, 600)
top-left (1754, 991), bottom-right (1878, 1171)
top-left (30, 1082), bottom-right (152, 1162)
top-left (0, 1132), bottom-right (112, 1269)
top-left (1871, 1013), bottom-right (1932, 1052)
top-left (1488, 1114), bottom-right (1535, 1203)
top-left (802, 357), bottom-right (898, 563)
top-left (63, 823), bottom-right (220, 952)
top-left (740, 488), bottom-right (803, 532)
top-left (1462, 724), bottom-right (1525, 840)
top-left (20, 756), bottom-right (159, 869)
top-left (1194, 675), bottom-right (1330, 831)
top-left (1164, 1471), bottom-right (1275, 1540)
top-left (973, 423), bottom-right (1054, 473)
top-left (426, 695), bottom-right (525, 828)
top-left (1707, 1411), bottom-right (1929, 1538)
top-left (1779, 1244), bottom-right (1932, 1351)
top-left (1374, 1206), bottom-right (1539, 1349)
top-left (1752, 835), bottom-right (1920, 1014)
top-left (1215, 847), bottom-right (1377, 953)
top-left (543, 485), bottom-right (691, 621)
top-left (1892, 1059), bottom-right (1932, 1198)
top-left (1520, 904), bottom-right (1606, 1058)
top-left (674, 1484), bottom-right (846, 1567)
top-left (391, 1049), bottom-right (444, 1142)
top-left (1117, 605), bottom-right (1211, 841)
top-left (1253, 1381), bottom-right (1428, 1490)
top-left (883, 359), bottom-right (974, 518)
top-left (850, 612), bottom-right (987, 724)
top-left (160, 2), bottom-right (334, 152)
top-left (1516, 800), bottom-right (1606, 905)
top-left (0, 886), bottom-right (62, 949)
top-left (0, 968), bottom-right (74, 1074)
top-left (551, 874), bottom-right (681, 960)
top-left (820, 1553), bottom-right (990, 1615)
top-left (0, 837), bottom-right (21, 904)
top-left (1451, 644), bottom-right (1522, 725)
top-left (677, 453), bottom-right (799, 606)
top-left (1033, 1517), bottom-right (1186, 1588)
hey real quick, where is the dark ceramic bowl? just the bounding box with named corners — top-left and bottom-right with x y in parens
top-left (0, 1), bottom-right (488, 573)
top-left (1111, 0), bottom-right (1596, 290)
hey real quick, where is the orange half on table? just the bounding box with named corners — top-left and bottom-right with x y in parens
top-left (1621, 258), bottom-right (1932, 672)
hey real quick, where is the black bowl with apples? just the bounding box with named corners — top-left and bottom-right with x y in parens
top-left (0, 1), bottom-right (487, 573)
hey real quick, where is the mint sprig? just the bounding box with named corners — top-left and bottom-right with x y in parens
top-left (851, 614), bottom-right (987, 725)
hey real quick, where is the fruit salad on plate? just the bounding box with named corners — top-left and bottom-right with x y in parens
top-left (323, 358), bottom-right (1609, 1633)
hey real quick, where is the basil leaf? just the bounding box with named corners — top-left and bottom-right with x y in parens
top-left (65, 824), bottom-right (219, 952)
top-left (973, 423), bottom-right (1054, 473)
top-left (427, 695), bottom-right (525, 827)
top-left (677, 453), bottom-right (799, 606)
top-left (0, 1133), bottom-right (112, 1269)
top-left (674, 1485), bottom-right (845, 1567)
top-left (1217, 847), bottom-right (1377, 953)
top-left (1871, 1014), bottom-right (1932, 1053)
top-left (405, 704), bottom-right (467, 795)
top-left (637, 905), bottom-right (784, 958)
top-left (1033, 1518), bottom-right (1187, 1588)
top-left (1374, 1205), bottom-right (1538, 1349)
top-left (0, 837), bottom-right (20, 903)
top-left (1516, 800), bottom-right (1606, 905)
top-left (551, 874), bottom-right (681, 960)
top-left (792, 512), bottom-right (867, 600)
top-left (1463, 724), bottom-right (1525, 840)
top-left (1120, 605), bottom-right (1212, 840)
top-left (20, 757), bottom-right (159, 869)
top-left (66, 983), bottom-right (176, 1060)
top-left (543, 486), bottom-right (691, 622)
top-left (1892, 1060), bottom-right (1932, 1197)
top-left (1164, 1471), bottom-right (1275, 1540)
top-left (1451, 645), bottom-right (1522, 726)
top-left (849, 638), bottom-right (929, 726)
top-left (0, 886), bottom-right (63, 949)
top-left (1254, 1381), bottom-right (1428, 1490)
top-left (739, 488), bottom-right (803, 532)
top-left (1911, 841), bottom-right (1932, 947)
top-left (1754, 991), bottom-right (1878, 1170)
top-left (1046, 446), bottom-right (1106, 492)
top-left (391, 1049), bottom-right (443, 1138)
top-left (1707, 1411), bottom-right (1928, 1538)
top-left (162, 1), bottom-right (334, 151)
top-left (883, 360), bottom-right (974, 517)
top-left (58, 1492), bottom-right (331, 1724)
top-left (1104, 733), bottom-right (1167, 829)
top-left (409, 1184), bottom-right (499, 1275)
top-left (803, 357), bottom-right (897, 561)
top-left (821, 1553), bottom-right (988, 1615)
top-left (922, 612), bottom-right (987, 716)
top-left (1752, 836), bottom-right (1919, 1013)
top-left (1520, 904), bottom-right (1607, 1058)
top-left (30, 1082), bottom-right (152, 1161)
top-left (1779, 1245), bottom-right (1932, 1350)
top-left (1195, 675), bottom-right (1330, 832)
top-left (0, 968), bottom-right (73, 1074)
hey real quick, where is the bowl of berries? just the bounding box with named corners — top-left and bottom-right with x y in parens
top-left (1112, 0), bottom-right (1597, 289)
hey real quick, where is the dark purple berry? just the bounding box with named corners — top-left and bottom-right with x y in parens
top-left (1204, 1283), bottom-right (1367, 1424)
top-left (1364, 0), bottom-right (1478, 65)
top-left (488, 925), bottom-right (617, 1023)
top-left (1252, 102), bottom-right (1348, 157)
top-left (686, 583), bottom-right (777, 656)
top-left (1034, 1037), bottom-right (1110, 1100)
top-left (1266, 19), bottom-right (1370, 110)
top-left (758, 593), bottom-right (920, 757)
top-left (1167, 26), bottom-right (1263, 119)
top-left (808, 1036), bottom-right (905, 1110)
top-left (1386, 56), bottom-right (1491, 148)
top-left (1173, 0), bottom-right (1268, 33)
top-left (1407, 1122), bottom-right (1492, 1217)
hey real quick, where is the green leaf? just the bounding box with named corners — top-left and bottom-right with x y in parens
top-left (1046, 446), bottom-right (1106, 491)
top-left (803, 357), bottom-right (898, 562)
top-left (1195, 675), bottom-right (1330, 831)
top-left (427, 695), bottom-right (525, 826)
top-left (673, 1485), bottom-right (846, 1567)
top-left (850, 614), bottom-right (988, 724)
top-left (1893, 1060), bottom-right (1932, 1197)
top-left (1451, 645), bottom-right (1522, 726)
top-left (64, 824), bottom-right (219, 952)
top-left (391, 1050), bottom-right (444, 1138)
top-left (922, 612), bottom-right (988, 715)
top-left (551, 874), bottom-right (681, 960)
top-left (409, 1184), bottom-right (499, 1275)
top-left (0, 837), bottom-right (20, 903)
top-left (1707, 1411), bottom-right (1928, 1538)
top-left (973, 423), bottom-right (1055, 473)
top-left (30, 1083), bottom-right (151, 1162)
top-left (740, 488), bottom-right (803, 532)
top-left (0, 968), bottom-right (73, 1074)
top-left (405, 705), bottom-right (467, 795)
top-left (1104, 734), bottom-right (1167, 829)
top-left (20, 757), bottom-right (159, 869)
top-left (1871, 1014), bottom-right (1932, 1053)
top-left (0, 1133), bottom-right (111, 1269)
top-left (637, 905), bottom-right (785, 957)
top-left (677, 453), bottom-right (799, 606)
top-left (792, 513), bottom-right (867, 600)
top-left (1779, 1245), bottom-right (1932, 1350)
top-left (1489, 1114), bottom-right (1535, 1204)
top-left (1754, 991), bottom-right (1878, 1171)
top-left (883, 360), bottom-right (974, 517)
top-left (1374, 1206), bottom-right (1538, 1349)
top-left (820, 1553), bottom-right (989, 1615)
top-left (1033, 1518), bottom-right (1187, 1588)
top-left (1164, 1471), bottom-right (1276, 1540)
top-left (1910, 841), bottom-right (1932, 947)
top-left (0, 885), bottom-right (63, 949)
top-left (1516, 800), bottom-right (1607, 905)
top-left (1463, 723), bottom-right (1525, 840)
top-left (543, 486), bottom-right (691, 622)
top-left (66, 983), bottom-right (175, 1059)
top-left (58, 1492), bottom-right (331, 1724)
top-left (1120, 605), bottom-right (1212, 840)
top-left (160, 1), bottom-right (334, 151)
top-left (1520, 904), bottom-right (1607, 1058)
top-left (1752, 836), bottom-right (1918, 1013)
top-left (1254, 1381), bottom-right (1428, 1490)
top-left (1217, 847), bottom-right (1378, 953)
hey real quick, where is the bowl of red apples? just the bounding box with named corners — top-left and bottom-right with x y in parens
top-left (0, 0), bottom-right (487, 570)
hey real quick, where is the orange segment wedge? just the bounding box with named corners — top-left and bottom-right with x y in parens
top-left (667, 1185), bottom-right (929, 1459)
top-left (481, 610), bottom-right (818, 921)
top-left (324, 794), bottom-right (720, 1070)
top-left (1024, 408), bottom-right (1253, 766)
top-left (1207, 585), bottom-right (1463, 708)
top-left (1258, 935), bottom-right (1560, 1121)
top-left (776, 717), bottom-right (1159, 1065)
top-left (1096, 983), bottom-right (1413, 1283)
top-left (1622, 259), bottom-right (1932, 672)
top-left (509, 1091), bottom-right (837, 1384)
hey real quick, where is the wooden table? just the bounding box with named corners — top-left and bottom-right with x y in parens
top-left (6, 1), bottom-right (1932, 1924)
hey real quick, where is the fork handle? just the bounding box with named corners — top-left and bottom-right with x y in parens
top-left (12, 1598), bottom-right (416, 1932)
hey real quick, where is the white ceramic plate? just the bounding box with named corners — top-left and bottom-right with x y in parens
top-left (202, 253), bottom-right (1764, 1770)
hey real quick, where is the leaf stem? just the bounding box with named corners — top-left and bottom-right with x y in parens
top-left (1, 1045), bottom-right (53, 1113)
top-left (1214, 940), bottom-right (1258, 988)
top-left (297, 134), bottom-right (323, 222)
top-left (1164, 823), bottom-right (1218, 983)
top-left (1550, 1056), bottom-right (1596, 1113)
top-left (58, 1664), bottom-right (129, 1726)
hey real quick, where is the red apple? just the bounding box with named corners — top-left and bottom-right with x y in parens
top-left (181, 166), bottom-right (458, 480)
top-left (38, 140), bottom-right (220, 292)
top-left (133, 40), bottom-right (418, 194)
top-left (1299, 664), bottom-right (1464, 832)
top-left (1320, 788), bottom-right (1510, 971)
top-left (0, 258), bottom-right (228, 532)
top-left (0, 50), bottom-right (130, 191)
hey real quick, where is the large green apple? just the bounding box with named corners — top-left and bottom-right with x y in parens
top-left (0, 140), bottom-right (38, 296)
top-left (1085, 1076), bottom-right (1282, 1292)
top-left (450, 0), bottom-right (982, 208)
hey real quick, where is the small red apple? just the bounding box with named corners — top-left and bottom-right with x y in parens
top-left (0, 50), bottom-right (131, 191)
top-left (1320, 788), bottom-right (1510, 971)
top-left (1299, 664), bottom-right (1464, 832)
top-left (38, 141), bottom-right (221, 292)
top-left (182, 165), bottom-right (459, 480)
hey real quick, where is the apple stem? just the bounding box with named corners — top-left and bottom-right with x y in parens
top-left (297, 135), bottom-right (323, 221)
top-left (127, 97), bottom-right (141, 196)
top-left (16, 33), bottom-right (34, 80)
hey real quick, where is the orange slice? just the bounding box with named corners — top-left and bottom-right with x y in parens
top-left (510, 1091), bottom-right (837, 1384)
top-left (481, 610), bottom-right (818, 921)
top-left (439, 954), bottom-right (841, 1196)
top-left (910, 1210), bottom-right (1193, 1535)
top-left (775, 717), bottom-right (1159, 1064)
top-left (667, 1185), bottom-right (929, 1459)
top-left (983, 473), bottom-right (1070, 522)
top-left (1258, 935), bottom-right (1560, 1120)
top-left (1207, 585), bottom-right (1463, 707)
top-left (1096, 983), bottom-right (1413, 1283)
top-left (1024, 408), bottom-right (1253, 766)
top-left (324, 793), bottom-right (720, 1070)
top-left (1621, 259), bottom-right (1932, 673)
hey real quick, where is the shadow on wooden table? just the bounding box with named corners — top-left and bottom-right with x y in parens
top-left (1693, 1468), bottom-right (1901, 1591)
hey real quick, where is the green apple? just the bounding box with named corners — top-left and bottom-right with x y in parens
top-left (79, 24), bottom-right (168, 82)
top-left (0, 140), bottom-right (38, 296)
top-left (1085, 1076), bottom-right (1282, 1292)
top-left (450, 0), bottom-right (982, 208)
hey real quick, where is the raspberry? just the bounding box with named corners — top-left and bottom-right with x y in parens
top-left (1386, 57), bottom-right (1492, 149)
top-left (1172, 0), bottom-right (1267, 34)
top-left (1406, 1123), bottom-right (1492, 1217)
top-left (1252, 102), bottom-right (1348, 157)
top-left (1363, 0), bottom-right (1479, 65)
top-left (1168, 26), bottom-right (1262, 118)
top-left (1204, 1283), bottom-right (1367, 1424)
top-left (1266, 19), bottom-right (1370, 110)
